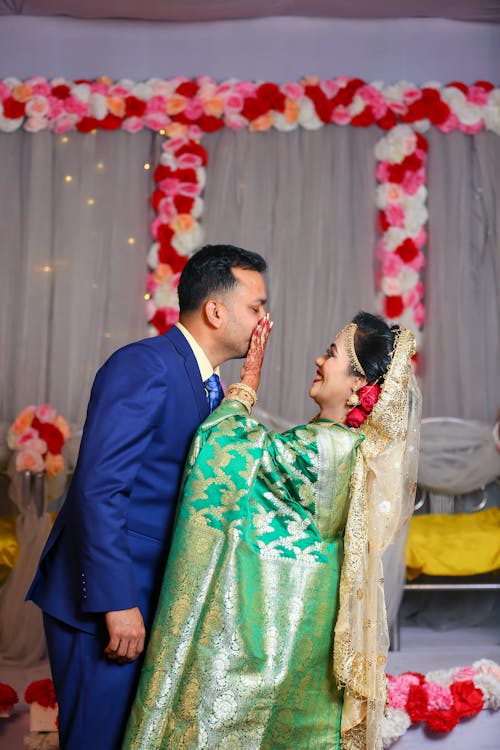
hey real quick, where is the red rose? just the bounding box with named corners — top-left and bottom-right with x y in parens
top-left (32, 418), bottom-right (65, 455)
top-left (174, 195), bottom-right (195, 214)
top-left (151, 188), bottom-right (165, 212)
top-left (447, 81), bottom-right (469, 95)
top-left (345, 407), bottom-right (365, 428)
top-left (76, 116), bottom-right (99, 133)
top-left (0, 683), bottom-right (18, 711)
top-left (158, 245), bottom-right (188, 274)
top-left (99, 113), bottom-right (123, 131)
top-left (384, 295), bottom-right (404, 319)
top-left (426, 707), bottom-right (459, 733)
top-left (427, 100), bottom-right (451, 126)
top-left (156, 224), bottom-right (174, 246)
top-left (24, 679), bottom-right (57, 709)
top-left (387, 163), bottom-right (405, 183)
top-left (304, 85), bottom-right (333, 124)
top-left (175, 80), bottom-right (199, 98)
top-left (401, 153), bottom-right (423, 172)
top-left (351, 106), bottom-right (375, 128)
top-left (378, 211), bottom-right (390, 232)
top-left (2, 96), bottom-right (26, 119)
top-left (257, 82), bottom-right (286, 112)
top-left (149, 308), bottom-right (177, 335)
top-left (395, 239), bottom-right (419, 263)
top-left (197, 114), bottom-right (224, 133)
top-left (406, 684), bottom-right (429, 723)
top-left (51, 84), bottom-right (71, 100)
top-left (377, 110), bottom-right (397, 130)
top-left (358, 383), bottom-right (381, 412)
top-left (153, 164), bottom-right (172, 183)
top-left (415, 133), bottom-right (429, 152)
top-left (473, 80), bottom-right (494, 92)
top-left (451, 680), bottom-right (484, 718)
top-left (241, 96), bottom-right (268, 122)
top-left (175, 167), bottom-right (197, 183)
top-left (124, 96), bottom-right (146, 118)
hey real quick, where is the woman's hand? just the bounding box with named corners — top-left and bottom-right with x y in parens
top-left (240, 313), bottom-right (273, 392)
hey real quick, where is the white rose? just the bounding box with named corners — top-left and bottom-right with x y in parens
top-left (72, 83), bottom-right (91, 103)
top-left (24, 116), bottom-right (47, 132)
top-left (272, 111), bottom-right (298, 132)
top-left (147, 242), bottom-right (160, 270)
top-left (89, 93), bottom-right (107, 120)
top-left (484, 90), bottom-right (500, 135)
top-left (381, 276), bottom-right (402, 296)
top-left (0, 113), bottom-right (23, 132)
top-left (349, 94), bottom-right (365, 117)
top-left (376, 183), bottom-right (403, 209)
top-left (196, 167), bottom-right (206, 190)
top-left (405, 203), bottom-right (428, 235)
top-left (159, 151), bottom-right (177, 168)
top-left (154, 281), bottom-right (179, 309)
top-left (384, 227), bottom-right (407, 252)
top-left (381, 707), bottom-right (410, 749)
top-left (131, 82), bottom-right (152, 100)
top-left (297, 98), bottom-right (323, 130)
top-left (191, 197), bottom-right (204, 219)
top-left (413, 119), bottom-right (430, 133)
top-left (398, 267), bottom-right (420, 293)
top-left (172, 223), bottom-right (203, 255)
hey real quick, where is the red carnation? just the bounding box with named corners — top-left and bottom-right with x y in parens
top-left (197, 114), bottom-right (224, 133)
top-left (406, 684), bottom-right (429, 723)
top-left (153, 164), bottom-right (173, 183)
top-left (403, 98), bottom-right (427, 123)
top-left (175, 80), bottom-right (199, 98)
top-left (426, 707), bottom-right (459, 733)
top-left (0, 683), bottom-right (18, 711)
top-left (51, 84), bottom-right (71, 100)
top-left (451, 680), bottom-right (484, 718)
top-left (124, 96), bottom-right (146, 118)
top-left (385, 295), bottom-right (404, 319)
top-left (395, 239), bottom-right (419, 263)
top-left (2, 96), bottom-right (26, 119)
top-left (175, 167), bottom-right (197, 183)
top-left (174, 141), bottom-right (208, 166)
top-left (32, 418), bottom-right (65, 455)
top-left (24, 679), bottom-right (57, 709)
top-left (427, 100), bottom-right (451, 126)
top-left (401, 153), bottom-right (423, 172)
top-left (241, 96), bottom-right (269, 122)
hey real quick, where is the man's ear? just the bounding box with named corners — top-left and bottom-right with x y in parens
top-left (204, 299), bottom-right (224, 329)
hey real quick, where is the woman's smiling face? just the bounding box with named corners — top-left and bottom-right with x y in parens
top-left (309, 328), bottom-right (365, 414)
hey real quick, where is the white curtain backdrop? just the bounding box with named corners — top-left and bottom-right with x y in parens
top-left (0, 124), bottom-right (499, 660)
top-left (0, 129), bottom-right (156, 426)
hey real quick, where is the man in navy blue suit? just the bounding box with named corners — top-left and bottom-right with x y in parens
top-left (27, 244), bottom-right (267, 750)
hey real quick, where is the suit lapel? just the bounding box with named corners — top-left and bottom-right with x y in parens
top-left (165, 327), bottom-right (209, 421)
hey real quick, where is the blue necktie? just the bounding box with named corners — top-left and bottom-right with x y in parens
top-left (204, 373), bottom-right (224, 412)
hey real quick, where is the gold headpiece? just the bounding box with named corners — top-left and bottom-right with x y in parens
top-left (340, 323), bottom-right (366, 377)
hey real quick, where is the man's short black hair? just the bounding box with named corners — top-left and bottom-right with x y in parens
top-left (178, 244), bottom-right (267, 313)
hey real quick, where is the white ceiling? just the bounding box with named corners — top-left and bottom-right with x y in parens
top-left (1, 0), bottom-right (499, 23)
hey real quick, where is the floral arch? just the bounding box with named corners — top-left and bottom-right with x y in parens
top-left (1, 74), bottom-right (498, 359)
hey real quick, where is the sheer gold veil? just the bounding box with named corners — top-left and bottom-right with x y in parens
top-left (333, 327), bottom-right (422, 750)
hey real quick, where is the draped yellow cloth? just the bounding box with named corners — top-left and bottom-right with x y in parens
top-left (406, 507), bottom-right (500, 580)
top-left (0, 513), bottom-right (57, 587)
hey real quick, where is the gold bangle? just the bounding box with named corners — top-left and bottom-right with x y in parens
top-left (224, 382), bottom-right (258, 413)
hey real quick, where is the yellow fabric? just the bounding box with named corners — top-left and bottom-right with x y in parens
top-left (0, 513), bottom-right (57, 587)
top-left (406, 507), bottom-right (500, 580)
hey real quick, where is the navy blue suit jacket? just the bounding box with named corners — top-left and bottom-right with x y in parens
top-left (27, 327), bottom-right (210, 634)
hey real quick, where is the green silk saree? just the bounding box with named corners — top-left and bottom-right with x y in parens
top-left (123, 400), bottom-right (363, 750)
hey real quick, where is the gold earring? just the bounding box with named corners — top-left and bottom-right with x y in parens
top-left (346, 389), bottom-right (360, 408)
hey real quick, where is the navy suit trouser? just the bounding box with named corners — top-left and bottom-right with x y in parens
top-left (43, 613), bottom-right (143, 750)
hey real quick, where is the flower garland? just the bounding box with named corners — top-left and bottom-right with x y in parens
top-left (0, 683), bottom-right (19, 716)
top-left (375, 125), bottom-right (428, 351)
top-left (7, 404), bottom-right (70, 477)
top-left (0, 76), bottom-right (498, 339)
top-left (382, 659), bottom-right (500, 747)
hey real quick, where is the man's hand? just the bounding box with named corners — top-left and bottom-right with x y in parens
top-left (104, 607), bottom-right (146, 663)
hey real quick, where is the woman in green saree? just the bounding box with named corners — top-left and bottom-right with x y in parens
top-left (122, 312), bottom-right (421, 750)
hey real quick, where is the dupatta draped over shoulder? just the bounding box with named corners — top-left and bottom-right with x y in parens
top-left (123, 406), bottom-right (363, 750)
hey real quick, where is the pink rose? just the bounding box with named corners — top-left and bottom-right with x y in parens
top-left (143, 113), bottom-right (170, 131)
top-left (178, 182), bottom-right (201, 197)
top-left (146, 96), bottom-right (168, 114)
top-left (158, 177), bottom-right (180, 195)
top-left (437, 113), bottom-right (459, 134)
top-left (122, 117), bottom-right (144, 133)
top-left (184, 97), bottom-right (204, 120)
top-left (187, 124), bottom-right (203, 140)
top-left (319, 79), bottom-right (339, 98)
top-left (48, 96), bottom-right (64, 118)
top-left (16, 449), bottom-right (45, 474)
top-left (25, 96), bottom-right (49, 118)
top-left (282, 82), bottom-right (303, 100)
top-left (401, 169), bottom-right (426, 195)
top-left (0, 81), bottom-right (11, 101)
top-left (19, 437), bottom-right (48, 455)
top-left (176, 152), bottom-right (203, 169)
top-left (233, 81), bottom-right (257, 97)
top-left (403, 88), bottom-right (422, 104)
top-left (454, 667), bottom-right (478, 681)
top-left (406, 250), bottom-right (426, 272)
top-left (459, 121), bottom-right (484, 135)
top-left (64, 97), bottom-right (88, 116)
top-left (158, 197), bottom-right (177, 222)
top-left (17, 428), bottom-right (41, 447)
top-left (376, 161), bottom-right (390, 182)
top-left (224, 112), bottom-right (248, 130)
top-left (25, 116), bottom-right (47, 132)
top-left (108, 85), bottom-right (130, 97)
top-left (31, 80), bottom-right (52, 97)
top-left (224, 94), bottom-right (244, 111)
top-left (413, 302), bottom-right (426, 327)
top-left (402, 287), bottom-right (421, 308)
top-left (53, 115), bottom-right (75, 134)
top-left (382, 252), bottom-right (403, 277)
top-left (413, 227), bottom-right (427, 249)
top-left (35, 404), bottom-right (57, 423)
top-left (425, 682), bottom-right (454, 710)
top-left (331, 106), bottom-right (351, 125)
top-left (385, 204), bottom-right (406, 228)
top-left (467, 86), bottom-right (489, 106)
